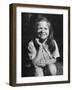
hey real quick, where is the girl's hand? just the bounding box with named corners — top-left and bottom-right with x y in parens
top-left (35, 38), bottom-right (43, 52)
top-left (35, 38), bottom-right (43, 48)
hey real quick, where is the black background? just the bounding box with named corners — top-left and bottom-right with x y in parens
top-left (21, 13), bottom-right (63, 77)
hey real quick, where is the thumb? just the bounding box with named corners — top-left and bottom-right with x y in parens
top-left (35, 38), bottom-right (42, 46)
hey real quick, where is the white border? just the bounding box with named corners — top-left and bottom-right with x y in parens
top-left (16, 6), bottom-right (68, 83)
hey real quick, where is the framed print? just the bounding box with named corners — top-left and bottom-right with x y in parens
top-left (9, 3), bottom-right (70, 86)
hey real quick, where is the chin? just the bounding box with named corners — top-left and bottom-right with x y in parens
top-left (39, 37), bottom-right (47, 42)
top-left (41, 37), bottom-right (47, 40)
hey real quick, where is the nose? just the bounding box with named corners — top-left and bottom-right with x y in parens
top-left (41, 29), bottom-right (45, 33)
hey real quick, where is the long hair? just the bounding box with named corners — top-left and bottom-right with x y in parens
top-left (31, 15), bottom-right (56, 53)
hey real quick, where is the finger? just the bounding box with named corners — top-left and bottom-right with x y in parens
top-left (35, 38), bottom-right (41, 45)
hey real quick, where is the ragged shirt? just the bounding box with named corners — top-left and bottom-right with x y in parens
top-left (28, 39), bottom-right (60, 66)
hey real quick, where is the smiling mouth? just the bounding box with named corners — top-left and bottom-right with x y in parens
top-left (39, 33), bottom-right (47, 36)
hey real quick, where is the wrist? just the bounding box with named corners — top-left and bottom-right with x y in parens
top-left (39, 45), bottom-right (43, 50)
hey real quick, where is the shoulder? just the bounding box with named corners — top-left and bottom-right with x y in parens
top-left (28, 40), bottom-right (35, 50)
top-left (53, 39), bottom-right (59, 50)
top-left (52, 39), bottom-right (60, 58)
top-left (53, 39), bottom-right (57, 44)
top-left (53, 39), bottom-right (58, 48)
top-left (28, 40), bottom-right (34, 46)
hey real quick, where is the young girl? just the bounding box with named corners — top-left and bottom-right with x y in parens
top-left (28, 15), bottom-right (60, 76)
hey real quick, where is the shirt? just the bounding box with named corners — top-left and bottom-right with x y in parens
top-left (28, 39), bottom-right (60, 66)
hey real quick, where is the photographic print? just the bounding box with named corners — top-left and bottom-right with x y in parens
top-left (9, 3), bottom-right (70, 86)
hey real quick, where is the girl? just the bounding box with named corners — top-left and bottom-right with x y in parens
top-left (28, 15), bottom-right (60, 76)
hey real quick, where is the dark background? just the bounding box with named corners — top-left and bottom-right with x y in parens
top-left (21, 13), bottom-right (63, 77)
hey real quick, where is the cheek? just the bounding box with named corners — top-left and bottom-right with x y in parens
top-left (37, 29), bottom-right (41, 32)
top-left (46, 30), bottom-right (49, 35)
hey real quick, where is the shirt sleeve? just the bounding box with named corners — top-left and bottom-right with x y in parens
top-left (28, 41), bottom-right (36, 60)
top-left (52, 40), bottom-right (60, 58)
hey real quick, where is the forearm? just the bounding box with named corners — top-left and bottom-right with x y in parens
top-left (32, 47), bottom-right (42, 64)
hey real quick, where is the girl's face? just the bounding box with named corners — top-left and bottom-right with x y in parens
top-left (36, 20), bottom-right (50, 41)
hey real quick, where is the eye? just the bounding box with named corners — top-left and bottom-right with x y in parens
top-left (39, 27), bottom-right (42, 29)
top-left (44, 27), bottom-right (48, 30)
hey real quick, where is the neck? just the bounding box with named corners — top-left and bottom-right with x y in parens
top-left (39, 38), bottom-right (47, 44)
